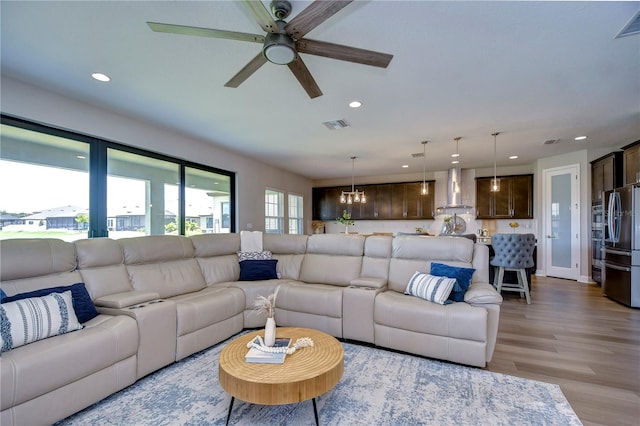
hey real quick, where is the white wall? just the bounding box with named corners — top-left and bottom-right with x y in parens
top-left (534, 150), bottom-right (591, 282)
top-left (1, 76), bottom-right (313, 233)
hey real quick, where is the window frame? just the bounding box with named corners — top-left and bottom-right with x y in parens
top-left (1, 114), bottom-right (236, 238)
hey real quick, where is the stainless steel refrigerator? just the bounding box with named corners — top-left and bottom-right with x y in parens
top-left (603, 184), bottom-right (640, 307)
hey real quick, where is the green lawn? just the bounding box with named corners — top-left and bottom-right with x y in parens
top-left (0, 231), bottom-right (87, 241)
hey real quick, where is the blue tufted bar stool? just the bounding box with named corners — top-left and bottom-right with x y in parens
top-left (490, 233), bottom-right (536, 304)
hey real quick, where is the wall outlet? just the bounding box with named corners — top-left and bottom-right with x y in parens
top-left (246, 223), bottom-right (253, 230)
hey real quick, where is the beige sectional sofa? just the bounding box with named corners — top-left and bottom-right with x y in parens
top-left (0, 233), bottom-right (502, 425)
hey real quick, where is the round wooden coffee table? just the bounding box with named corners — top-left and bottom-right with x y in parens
top-left (219, 327), bottom-right (344, 425)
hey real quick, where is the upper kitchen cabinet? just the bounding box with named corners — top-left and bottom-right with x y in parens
top-left (591, 151), bottom-right (623, 203)
top-left (622, 140), bottom-right (640, 186)
top-left (475, 174), bottom-right (533, 219)
top-left (312, 181), bottom-right (435, 221)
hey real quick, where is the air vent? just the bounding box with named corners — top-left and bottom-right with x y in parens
top-left (322, 119), bottom-right (350, 130)
top-left (544, 139), bottom-right (560, 145)
top-left (615, 10), bottom-right (640, 38)
top-left (411, 152), bottom-right (424, 158)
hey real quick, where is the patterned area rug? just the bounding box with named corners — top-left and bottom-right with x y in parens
top-left (58, 333), bottom-right (581, 426)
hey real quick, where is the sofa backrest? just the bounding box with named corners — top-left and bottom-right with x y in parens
top-left (360, 235), bottom-right (392, 280)
top-left (118, 235), bottom-right (205, 298)
top-left (191, 233), bottom-right (241, 285)
top-left (388, 236), bottom-right (476, 293)
top-left (263, 234), bottom-right (308, 280)
top-left (0, 238), bottom-right (82, 295)
top-left (299, 234), bottom-right (364, 286)
top-left (74, 238), bottom-right (132, 299)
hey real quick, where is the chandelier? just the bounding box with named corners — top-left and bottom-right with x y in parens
top-left (340, 156), bottom-right (366, 204)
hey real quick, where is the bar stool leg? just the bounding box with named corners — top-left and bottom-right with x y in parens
top-left (517, 269), bottom-right (531, 304)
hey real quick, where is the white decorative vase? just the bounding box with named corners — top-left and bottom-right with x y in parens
top-left (344, 225), bottom-right (349, 235)
top-left (264, 317), bottom-right (276, 347)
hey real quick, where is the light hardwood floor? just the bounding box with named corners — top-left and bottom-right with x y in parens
top-left (486, 276), bottom-right (640, 426)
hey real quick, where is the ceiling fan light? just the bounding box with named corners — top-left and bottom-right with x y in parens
top-left (263, 32), bottom-right (296, 65)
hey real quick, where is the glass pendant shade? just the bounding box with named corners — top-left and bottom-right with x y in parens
top-left (491, 132), bottom-right (501, 192)
top-left (421, 182), bottom-right (429, 195)
top-left (491, 178), bottom-right (501, 192)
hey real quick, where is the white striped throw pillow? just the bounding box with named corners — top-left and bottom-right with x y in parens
top-left (405, 272), bottom-right (456, 305)
top-left (0, 290), bottom-right (83, 352)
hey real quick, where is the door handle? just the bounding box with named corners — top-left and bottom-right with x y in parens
top-left (604, 248), bottom-right (631, 256)
top-left (604, 262), bottom-right (631, 272)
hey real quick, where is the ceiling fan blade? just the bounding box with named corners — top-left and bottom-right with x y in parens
top-left (285, 0), bottom-right (352, 39)
top-left (297, 38), bottom-right (393, 68)
top-left (147, 22), bottom-right (264, 43)
top-left (288, 57), bottom-right (322, 99)
top-left (225, 53), bottom-right (268, 88)
top-left (240, 0), bottom-right (279, 33)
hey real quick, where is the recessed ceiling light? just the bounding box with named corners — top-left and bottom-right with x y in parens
top-left (349, 101), bottom-right (362, 108)
top-left (451, 160), bottom-right (459, 164)
top-left (402, 164), bottom-right (409, 168)
top-left (509, 155), bottom-right (518, 160)
top-left (574, 136), bottom-right (587, 141)
top-left (91, 72), bottom-right (111, 82)
top-left (451, 153), bottom-right (460, 158)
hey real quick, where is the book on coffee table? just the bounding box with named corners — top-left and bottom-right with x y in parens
top-left (245, 337), bottom-right (292, 364)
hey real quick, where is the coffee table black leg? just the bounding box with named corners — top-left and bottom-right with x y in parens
top-left (312, 397), bottom-right (319, 426)
top-left (225, 396), bottom-right (235, 426)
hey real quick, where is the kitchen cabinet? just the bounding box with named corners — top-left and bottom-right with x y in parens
top-left (622, 141), bottom-right (640, 186)
top-left (591, 152), bottom-right (623, 203)
top-left (475, 174), bottom-right (533, 219)
top-left (312, 181), bottom-right (435, 221)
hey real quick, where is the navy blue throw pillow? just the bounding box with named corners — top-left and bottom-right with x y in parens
top-left (2, 282), bottom-right (99, 323)
top-left (239, 259), bottom-right (278, 281)
top-left (430, 262), bottom-right (476, 302)
top-left (0, 288), bottom-right (6, 302)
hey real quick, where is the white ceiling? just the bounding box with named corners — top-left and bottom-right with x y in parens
top-left (2, 1), bottom-right (639, 180)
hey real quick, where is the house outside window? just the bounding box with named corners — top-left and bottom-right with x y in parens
top-left (288, 194), bottom-right (304, 235)
top-left (265, 189), bottom-right (284, 234)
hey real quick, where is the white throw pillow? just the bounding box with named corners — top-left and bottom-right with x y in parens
top-left (237, 251), bottom-right (272, 261)
top-left (405, 272), bottom-right (456, 305)
top-left (0, 290), bottom-right (83, 352)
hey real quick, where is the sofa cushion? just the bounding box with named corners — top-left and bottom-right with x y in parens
top-left (275, 283), bottom-right (343, 318)
top-left (197, 255), bottom-right (240, 285)
top-left (430, 262), bottom-right (476, 303)
top-left (127, 259), bottom-right (206, 299)
top-left (239, 259), bottom-right (278, 281)
top-left (2, 282), bottom-right (98, 323)
top-left (0, 314), bottom-right (138, 410)
top-left (1, 291), bottom-right (83, 352)
top-left (375, 290), bottom-right (488, 342)
top-left (405, 272), bottom-right (455, 305)
top-left (0, 238), bottom-right (76, 282)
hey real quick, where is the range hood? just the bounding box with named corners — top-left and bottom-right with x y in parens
top-left (437, 167), bottom-right (474, 211)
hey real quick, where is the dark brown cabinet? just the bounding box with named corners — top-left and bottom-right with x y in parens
top-left (312, 181), bottom-right (435, 221)
top-left (622, 141), bottom-right (640, 186)
top-left (591, 152), bottom-right (623, 203)
top-left (475, 175), bottom-right (533, 219)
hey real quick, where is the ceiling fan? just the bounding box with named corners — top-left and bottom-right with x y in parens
top-left (147, 0), bottom-right (393, 99)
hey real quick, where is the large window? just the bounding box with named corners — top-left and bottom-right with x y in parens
top-left (0, 123), bottom-right (90, 241)
top-left (288, 194), bottom-right (304, 234)
top-left (0, 115), bottom-right (235, 240)
top-left (265, 189), bottom-right (284, 234)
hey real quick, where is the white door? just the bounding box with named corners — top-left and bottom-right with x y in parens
top-left (543, 164), bottom-right (580, 280)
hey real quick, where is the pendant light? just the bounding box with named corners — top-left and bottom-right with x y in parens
top-left (491, 132), bottom-right (501, 192)
top-left (340, 156), bottom-right (366, 204)
top-left (452, 137), bottom-right (461, 194)
top-left (421, 141), bottom-right (429, 195)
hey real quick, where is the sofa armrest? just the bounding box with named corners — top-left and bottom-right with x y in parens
top-left (464, 283), bottom-right (503, 305)
top-left (94, 291), bottom-right (160, 309)
top-left (350, 277), bottom-right (387, 289)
